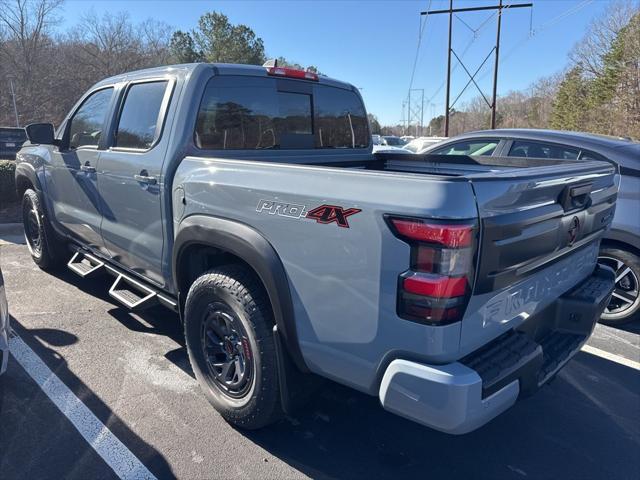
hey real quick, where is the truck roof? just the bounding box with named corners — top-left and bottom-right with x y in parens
top-left (93, 62), bottom-right (356, 92)
top-left (456, 128), bottom-right (637, 151)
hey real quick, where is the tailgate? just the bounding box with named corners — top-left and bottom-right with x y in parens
top-left (460, 159), bottom-right (617, 353)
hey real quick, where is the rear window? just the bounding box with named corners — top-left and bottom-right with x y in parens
top-left (195, 76), bottom-right (369, 150)
top-left (0, 128), bottom-right (27, 142)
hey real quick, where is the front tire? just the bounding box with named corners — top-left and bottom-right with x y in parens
top-left (598, 247), bottom-right (640, 325)
top-left (21, 189), bottom-right (66, 270)
top-left (184, 265), bottom-right (282, 429)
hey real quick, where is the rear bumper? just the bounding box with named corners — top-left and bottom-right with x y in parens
top-left (379, 265), bottom-right (615, 434)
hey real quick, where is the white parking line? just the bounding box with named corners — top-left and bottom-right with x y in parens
top-left (581, 344), bottom-right (640, 371)
top-left (9, 332), bottom-right (157, 480)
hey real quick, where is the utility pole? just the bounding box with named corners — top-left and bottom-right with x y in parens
top-left (444, 0), bottom-right (453, 137)
top-left (421, 1), bottom-right (532, 136)
top-left (419, 89), bottom-right (424, 137)
top-left (491, 0), bottom-right (503, 129)
top-left (408, 89), bottom-right (424, 138)
top-left (9, 78), bottom-right (20, 127)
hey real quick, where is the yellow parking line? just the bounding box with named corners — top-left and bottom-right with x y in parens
top-left (581, 344), bottom-right (640, 371)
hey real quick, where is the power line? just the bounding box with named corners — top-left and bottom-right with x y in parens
top-left (404, 0), bottom-right (434, 132)
top-left (477, 0), bottom-right (594, 82)
top-left (424, 3), bottom-right (507, 108)
top-left (422, 1), bottom-right (532, 134)
top-left (407, 0), bottom-right (433, 96)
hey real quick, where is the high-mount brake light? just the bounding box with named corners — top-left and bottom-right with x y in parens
top-left (387, 216), bottom-right (477, 325)
top-left (266, 66), bottom-right (319, 81)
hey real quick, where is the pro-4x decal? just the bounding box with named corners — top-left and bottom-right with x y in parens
top-left (305, 204), bottom-right (361, 228)
top-left (256, 199), bottom-right (361, 228)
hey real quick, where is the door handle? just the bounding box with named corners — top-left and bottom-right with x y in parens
top-left (134, 174), bottom-right (157, 185)
top-left (80, 164), bottom-right (96, 173)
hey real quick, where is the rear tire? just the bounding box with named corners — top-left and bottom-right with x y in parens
top-left (184, 265), bottom-right (282, 429)
top-left (21, 189), bottom-right (66, 270)
top-left (598, 247), bottom-right (640, 325)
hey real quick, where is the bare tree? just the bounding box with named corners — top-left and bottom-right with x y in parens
top-left (0, 0), bottom-right (63, 125)
top-left (569, 0), bottom-right (637, 77)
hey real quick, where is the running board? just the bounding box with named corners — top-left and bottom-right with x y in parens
top-left (109, 274), bottom-right (158, 311)
top-left (67, 251), bottom-right (105, 278)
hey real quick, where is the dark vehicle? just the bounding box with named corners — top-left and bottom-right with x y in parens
top-left (0, 263), bottom-right (8, 375)
top-left (423, 129), bottom-right (640, 325)
top-left (15, 64), bottom-right (616, 433)
top-left (0, 127), bottom-right (27, 160)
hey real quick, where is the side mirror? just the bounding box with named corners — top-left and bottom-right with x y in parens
top-left (25, 123), bottom-right (55, 145)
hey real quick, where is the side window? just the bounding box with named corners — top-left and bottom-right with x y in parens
top-left (68, 88), bottom-right (114, 149)
top-left (431, 139), bottom-right (498, 156)
top-left (508, 140), bottom-right (579, 160)
top-left (115, 81), bottom-right (169, 150)
top-left (578, 150), bottom-right (607, 161)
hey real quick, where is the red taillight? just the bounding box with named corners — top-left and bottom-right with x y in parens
top-left (403, 274), bottom-right (467, 298)
top-left (390, 218), bottom-right (472, 247)
top-left (266, 66), bottom-right (319, 81)
top-left (388, 216), bottom-right (476, 325)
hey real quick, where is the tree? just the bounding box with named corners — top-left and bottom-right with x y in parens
top-left (169, 30), bottom-right (202, 63)
top-left (0, 0), bottom-right (64, 125)
top-left (67, 11), bottom-right (170, 78)
top-left (569, 0), bottom-right (637, 78)
top-left (168, 12), bottom-right (265, 65)
top-left (550, 66), bottom-right (589, 131)
top-left (367, 113), bottom-right (381, 133)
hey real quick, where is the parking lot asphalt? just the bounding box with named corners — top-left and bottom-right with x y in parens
top-left (1, 235), bottom-right (639, 480)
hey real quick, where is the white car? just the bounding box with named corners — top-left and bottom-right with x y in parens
top-left (403, 136), bottom-right (448, 153)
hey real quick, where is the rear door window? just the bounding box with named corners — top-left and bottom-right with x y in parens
top-left (195, 76), bottom-right (369, 150)
top-left (68, 88), bottom-right (114, 149)
top-left (431, 139), bottom-right (499, 156)
top-left (115, 81), bottom-right (169, 150)
top-left (508, 140), bottom-right (579, 160)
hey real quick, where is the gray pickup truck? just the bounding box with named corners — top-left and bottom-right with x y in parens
top-left (15, 63), bottom-right (617, 434)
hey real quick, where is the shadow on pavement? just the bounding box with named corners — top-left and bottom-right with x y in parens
top-left (614, 321), bottom-right (640, 334)
top-left (245, 352), bottom-right (640, 480)
top-left (2, 319), bottom-right (176, 480)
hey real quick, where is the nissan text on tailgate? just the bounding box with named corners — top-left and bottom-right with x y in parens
top-left (15, 63), bottom-right (617, 433)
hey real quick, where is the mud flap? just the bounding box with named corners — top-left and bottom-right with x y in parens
top-left (273, 325), bottom-right (325, 416)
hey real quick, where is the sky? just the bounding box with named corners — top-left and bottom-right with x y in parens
top-left (61, 0), bottom-right (612, 126)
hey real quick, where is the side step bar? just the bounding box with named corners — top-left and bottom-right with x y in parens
top-left (109, 274), bottom-right (158, 311)
top-left (67, 251), bottom-right (105, 278)
top-left (67, 246), bottom-right (178, 313)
